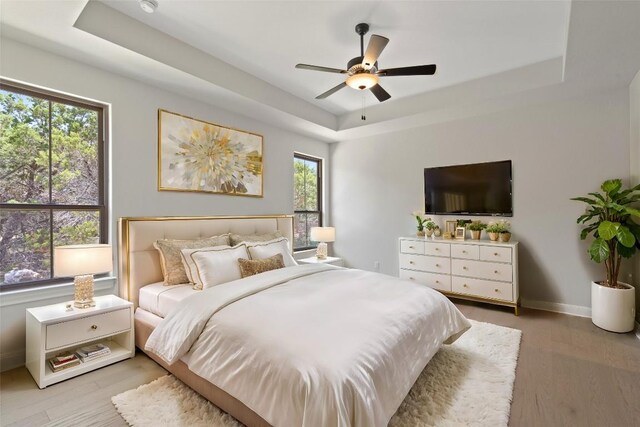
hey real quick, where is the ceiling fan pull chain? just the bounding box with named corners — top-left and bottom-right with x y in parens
top-left (361, 93), bottom-right (366, 121)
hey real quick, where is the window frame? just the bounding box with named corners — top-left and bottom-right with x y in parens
top-left (0, 80), bottom-right (109, 291)
top-left (293, 152), bottom-right (323, 252)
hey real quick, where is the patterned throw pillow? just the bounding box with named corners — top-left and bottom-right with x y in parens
top-left (154, 234), bottom-right (231, 285)
top-left (229, 231), bottom-right (283, 246)
top-left (237, 254), bottom-right (285, 278)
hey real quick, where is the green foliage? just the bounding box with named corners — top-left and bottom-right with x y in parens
top-left (486, 220), bottom-right (510, 233)
top-left (468, 221), bottom-right (487, 231)
top-left (571, 179), bottom-right (640, 287)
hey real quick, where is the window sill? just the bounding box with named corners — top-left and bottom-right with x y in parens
top-left (0, 276), bottom-right (116, 307)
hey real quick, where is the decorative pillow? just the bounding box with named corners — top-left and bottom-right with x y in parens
top-left (180, 245), bottom-right (231, 285)
top-left (188, 244), bottom-right (250, 290)
top-left (246, 237), bottom-right (297, 267)
top-left (154, 234), bottom-right (231, 285)
top-left (237, 254), bottom-right (285, 278)
top-left (229, 231), bottom-right (283, 246)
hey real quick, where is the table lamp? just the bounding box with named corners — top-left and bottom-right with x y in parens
top-left (54, 244), bottom-right (113, 308)
top-left (310, 227), bottom-right (335, 260)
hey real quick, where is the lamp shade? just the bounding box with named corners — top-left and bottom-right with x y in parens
top-left (54, 244), bottom-right (113, 277)
top-left (310, 227), bottom-right (335, 243)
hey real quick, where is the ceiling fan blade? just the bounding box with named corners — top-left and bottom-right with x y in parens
top-left (296, 64), bottom-right (347, 74)
top-left (316, 82), bottom-right (347, 99)
top-left (370, 84), bottom-right (391, 102)
top-left (378, 64), bottom-right (437, 76)
top-left (362, 35), bottom-right (389, 69)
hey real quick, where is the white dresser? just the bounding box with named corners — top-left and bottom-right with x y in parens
top-left (399, 237), bottom-right (519, 315)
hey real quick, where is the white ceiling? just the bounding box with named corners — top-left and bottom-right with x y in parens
top-left (103, 0), bottom-right (571, 115)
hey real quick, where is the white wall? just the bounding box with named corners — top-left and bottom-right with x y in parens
top-left (331, 88), bottom-right (630, 312)
top-left (631, 70), bottom-right (640, 322)
top-left (0, 38), bottom-right (330, 371)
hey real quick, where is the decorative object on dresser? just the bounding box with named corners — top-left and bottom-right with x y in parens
top-left (53, 244), bottom-right (113, 308)
top-left (445, 220), bottom-right (457, 236)
top-left (412, 211), bottom-right (430, 237)
top-left (467, 221), bottom-right (487, 240)
top-left (26, 295), bottom-right (134, 388)
top-left (297, 256), bottom-right (344, 267)
top-left (454, 227), bottom-right (466, 240)
top-left (158, 109), bottom-right (263, 197)
top-left (486, 220), bottom-right (511, 242)
top-left (433, 225), bottom-right (442, 237)
top-left (571, 179), bottom-right (639, 333)
top-left (310, 226), bottom-right (335, 259)
top-left (399, 237), bottom-right (519, 314)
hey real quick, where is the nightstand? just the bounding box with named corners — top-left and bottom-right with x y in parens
top-left (298, 256), bottom-right (344, 267)
top-left (26, 294), bottom-right (134, 388)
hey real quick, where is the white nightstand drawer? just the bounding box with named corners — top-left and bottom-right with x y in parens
top-left (451, 244), bottom-right (479, 260)
top-left (46, 307), bottom-right (131, 350)
top-left (400, 254), bottom-right (451, 274)
top-left (480, 246), bottom-right (512, 263)
top-left (400, 270), bottom-right (451, 292)
top-left (451, 259), bottom-right (512, 282)
top-left (400, 240), bottom-right (424, 254)
top-left (424, 242), bottom-right (450, 257)
top-left (452, 276), bottom-right (514, 302)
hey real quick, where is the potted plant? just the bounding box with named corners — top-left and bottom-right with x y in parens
top-left (412, 211), bottom-right (430, 237)
top-left (424, 220), bottom-right (437, 237)
top-left (572, 179), bottom-right (640, 333)
top-left (433, 225), bottom-right (441, 237)
top-left (468, 221), bottom-right (487, 240)
top-left (486, 220), bottom-right (510, 241)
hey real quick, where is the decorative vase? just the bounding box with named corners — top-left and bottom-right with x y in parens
top-left (426, 229), bottom-right (434, 238)
top-left (591, 281), bottom-right (636, 333)
top-left (417, 229), bottom-right (425, 237)
top-left (471, 230), bottom-right (481, 240)
top-left (434, 228), bottom-right (441, 237)
top-left (499, 232), bottom-right (512, 242)
top-left (488, 232), bottom-right (499, 241)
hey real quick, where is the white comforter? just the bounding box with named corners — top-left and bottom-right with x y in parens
top-left (146, 264), bottom-right (470, 427)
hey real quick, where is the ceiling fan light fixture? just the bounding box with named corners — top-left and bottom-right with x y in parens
top-left (346, 73), bottom-right (378, 90)
top-left (139, 0), bottom-right (158, 13)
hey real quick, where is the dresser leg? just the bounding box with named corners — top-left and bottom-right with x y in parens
top-left (514, 305), bottom-right (520, 316)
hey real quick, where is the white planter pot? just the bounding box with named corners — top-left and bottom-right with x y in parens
top-left (591, 281), bottom-right (636, 333)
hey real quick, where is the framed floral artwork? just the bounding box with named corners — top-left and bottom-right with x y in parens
top-left (158, 109), bottom-right (263, 197)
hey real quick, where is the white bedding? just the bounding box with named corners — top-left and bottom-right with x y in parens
top-left (138, 282), bottom-right (198, 318)
top-left (146, 264), bottom-right (470, 427)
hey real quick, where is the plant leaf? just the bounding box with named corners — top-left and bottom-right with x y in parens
top-left (617, 241), bottom-right (636, 258)
top-left (598, 221), bottom-right (619, 240)
top-left (587, 192), bottom-right (606, 203)
top-left (589, 238), bottom-right (610, 263)
top-left (616, 225), bottom-right (636, 248)
top-left (580, 224), bottom-right (597, 240)
top-left (624, 207), bottom-right (640, 217)
top-left (601, 179), bottom-right (622, 195)
top-left (570, 197), bottom-right (598, 205)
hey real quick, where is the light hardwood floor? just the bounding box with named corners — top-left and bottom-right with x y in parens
top-left (1, 302), bottom-right (639, 427)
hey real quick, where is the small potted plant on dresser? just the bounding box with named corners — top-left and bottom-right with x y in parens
top-left (424, 220), bottom-right (437, 238)
top-left (467, 221), bottom-right (487, 240)
top-left (486, 220), bottom-right (510, 241)
top-left (412, 211), bottom-right (429, 237)
top-left (572, 179), bottom-right (639, 333)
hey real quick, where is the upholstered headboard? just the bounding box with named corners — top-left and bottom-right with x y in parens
top-left (118, 215), bottom-right (294, 309)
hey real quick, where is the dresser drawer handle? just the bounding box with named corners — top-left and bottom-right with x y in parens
top-left (463, 266), bottom-right (468, 270)
top-left (409, 246), bottom-right (415, 249)
top-left (409, 261), bottom-right (415, 265)
top-left (494, 270), bottom-right (499, 274)
top-left (409, 277), bottom-right (415, 280)
top-left (90, 325), bottom-right (98, 330)
top-left (435, 280), bottom-right (440, 284)
top-left (463, 284), bottom-right (468, 288)
top-left (435, 248), bottom-right (439, 251)
top-left (462, 250), bottom-right (467, 253)
top-left (494, 288), bottom-right (499, 292)
top-left (435, 264), bottom-right (440, 267)
top-left (494, 252), bottom-right (498, 256)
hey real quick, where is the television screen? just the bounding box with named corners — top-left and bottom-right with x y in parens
top-left (424, 160), bottom-right (512, 216)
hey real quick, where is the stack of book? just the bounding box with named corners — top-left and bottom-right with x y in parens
top-left (76, 343), bottom-right (111, 362)
top-left (48, 351), bottom-right (80, 372)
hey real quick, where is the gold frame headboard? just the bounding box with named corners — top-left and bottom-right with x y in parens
top-left (118, 215), bottom-right (294, 309)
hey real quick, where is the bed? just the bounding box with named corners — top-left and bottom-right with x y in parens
top-left (118, 215), bottom-right (470, 427)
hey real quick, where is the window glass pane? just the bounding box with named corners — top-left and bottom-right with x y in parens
top-left (303, 159), bottom-right (318, 211)
top-left (51, 102), bottom-right (99, 205)
top-left (0, 209), bottom-right (51, 285)
top-left (294, 212), bottom-right (319, 249)
top-left (0, 90), bottom-right (50, 204)
top-left (53, 210), bottom-right (100, 246)
top-left (294, 157), bottom-right (306, 210)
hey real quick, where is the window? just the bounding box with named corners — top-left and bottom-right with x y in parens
top-left (0, 82), bottom-right (107, 289)
top-left (293, 153), bottom-right (322, 251)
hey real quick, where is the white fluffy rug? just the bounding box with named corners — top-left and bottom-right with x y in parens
top-left (112, 320), bottom-right (521, 427)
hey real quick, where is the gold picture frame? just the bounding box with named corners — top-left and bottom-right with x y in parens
top-left (445, 220), bottom-right (457, 235)
top-left (157, 109), bottom-right (263, 197)
top-left (455, 227), bottom-right (466, 240)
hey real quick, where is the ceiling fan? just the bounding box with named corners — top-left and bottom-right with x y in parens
top-left (295, 23), bottom-right (437, 103)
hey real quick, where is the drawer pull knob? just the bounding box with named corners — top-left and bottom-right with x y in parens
top-left (462, 250), bottom-right (467, 253)
top-left (463, 266), bottom-right (468, 270)
top-left (494, 253), bottom-right (498, 256)
top-left (435, 280), bottom-right (440, 284)
top-left (409, 246), bottom-right (415, 249)
top-left (494, 270), bottom-right (499, 274)
top-left (435, 248), bottom-right (439, 251)
top-left (435, 264), bottom-right (440, 267)
top-left (409, 277), bottom-right (415, 280)
top-left (494, 288), bottom-right (499, 292)
top-left (463, 284), bottom-right (468, 288)
top-left (90, 325), bottom-right (98, 330)
top-left (409, 261), bottom-right (414, 264)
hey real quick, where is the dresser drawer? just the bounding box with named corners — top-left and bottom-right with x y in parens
top-left (480, 246), bottom-right (512, 263)
top-left (451, 244), bottom-right (479, 260)
top-left (424, 242), bottom-right (450, 257)
top-left (400, 240), bottom-right (424, 254)
top-left (46, 308), bottom-right (131, 350)
top-left (400, 270), bottom-right (451, 292)
top-left (400, 254), bottom-right (451, 274)
top-left (451, 259), bottom-right (512, 282)
top-left (452, 276), bottom-right (514, 302)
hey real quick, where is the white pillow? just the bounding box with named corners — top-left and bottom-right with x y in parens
top-left (246, 238), bottom-right (298, 267)
top-left (180, 245), bottom-right (230, 285)
top-left (186, 244), bottom-right (249, 290)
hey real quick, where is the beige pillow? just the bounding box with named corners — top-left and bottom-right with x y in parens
top-left (188, 244), bottom-right (250, 289)
top-left (180, 245), bottom-right (231, 285)
top-left (229, 231), bottom-right (283, 246)
top-left (246, 237), bottom-right (297, 267)
top-left (154, 234), bottom-right (231, 285)
top-left (238, 254), bottom-right (285, 278)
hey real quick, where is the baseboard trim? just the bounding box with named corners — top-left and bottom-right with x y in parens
top-left (0, 349), bottom-right (25, 373)
top-left (521, 299), bottom-right (591, 318)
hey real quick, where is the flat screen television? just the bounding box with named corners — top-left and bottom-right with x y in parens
top-left (424, 160), bottom-right (512, 216)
